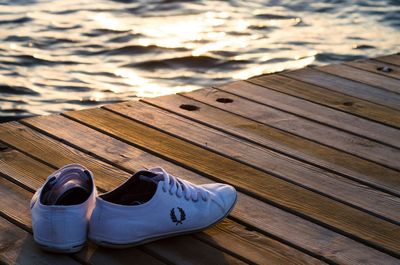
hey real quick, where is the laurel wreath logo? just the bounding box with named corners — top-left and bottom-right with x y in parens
top-left (170, 207), bottom-right (186, 225)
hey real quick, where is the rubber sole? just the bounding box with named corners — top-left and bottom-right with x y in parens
top-left (90, 194), bottom-right (237, 249)
top-left (36, 242), bottom-right (85, 253)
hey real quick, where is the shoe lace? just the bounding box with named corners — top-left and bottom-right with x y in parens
top-left (152, 167), bottom-right (210, 202)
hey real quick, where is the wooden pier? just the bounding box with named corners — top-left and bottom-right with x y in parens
top-left (0, 53), bottom-right (399, 264)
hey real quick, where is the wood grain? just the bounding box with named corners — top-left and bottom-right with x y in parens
top-left (281, 67), bottom-right (400, 110)
top-left (0, 156), bottom-right (248, 265)
top-left (315, 64), bottom-right (400, 94)
top-left (249, 74), bottom-right (400, 128)
top-left (0, 121), bottom-right (129, 192)
top-left (217, 80), bottom-right (400, 147)
top-left (144, 94), bottom-right (400, 195)
top-left (23, 113), bottom-right (400, 264)
top-left (181, 87), bottom-right (400, 168)
top-left (345, 59), bottom-right (400, 80)
top-left (0, 123), bottom-right (318, 265)
top-left (0, 177), bottom-right (167, 265)
top-left (0, 216), bottom-right (81, 265)
top-left (106, 100), bottom-right (400, 223)
top-left (0, 142), bottom-right (51, 191)
top-left (64, 107), bottom-right (400, 256)
top-left (374, 54), bottom-right (400, 66)
top-left (19, 115), bottom-right (400, 264)
top-left (1, 53), bottom-right (400, 264)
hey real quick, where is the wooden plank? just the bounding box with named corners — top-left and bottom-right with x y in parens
top-left (0, 177), bottom-right (36, 232)
top-left (181, 88), bottom-right (400, 169)
top-left (316, 64), bottom-right (400, 94)
top-left (249, 75), bottom-right (400, 128)
top-left (374, 54), bottom-right (400, 66)
top-left (280, 67), bottom-right (400, 110)
top-left (144, 235), bottom-right (247, 265)
top-left (144, 94), bottom-right (400, 196)
top-left (0, 122), bottom-right (129, 192)
top-left (0, 125), bottom-right (318, 265)
top-left (80, 242), bottom-right (165, 265)
top-left (0, 216), bottom-right (81, 265)
top-left (0, 142), bottom-right (51, 191)
top-left (0, 154), bottom-right (164, 265)
top-left (14, 117), bottom-right (399, 264)
top-left (77, 242), bottom-right (165, 265)
top-left (345, 59), bottom-right (400, 80)
top-left (194, 219), bottom-right (321, 265)
top-left (105, 100), bottom-right (400, 223)
top-left (0, 177), bottom-right (166, 265)
top-left (0, 159), bottom-right (247, 265)
top-left (216, 80), bottom-right (400, 148)
top-left (64, 107), bottom-right (400, 256)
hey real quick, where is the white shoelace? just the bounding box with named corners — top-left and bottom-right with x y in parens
top-left (151, 167), bottom-right (210, 202)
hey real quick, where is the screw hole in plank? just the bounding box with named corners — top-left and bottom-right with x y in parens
top-left (216, 98), bottom-right (234, 103)
top-left (377, 66), bottom-right (393, 73)
top-left (179, 104), bottom-right (199, 111)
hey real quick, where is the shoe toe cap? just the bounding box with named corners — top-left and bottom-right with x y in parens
top-left (202, 183), bottom-right (237, 213)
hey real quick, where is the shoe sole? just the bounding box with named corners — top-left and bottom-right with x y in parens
top-left (36, 242), bottom-right (85, 253)
top-left (90, 194), bottom-right (238, 249)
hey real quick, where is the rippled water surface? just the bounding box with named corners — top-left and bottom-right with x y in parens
top-left (0, 0), bottom-right (399, 119)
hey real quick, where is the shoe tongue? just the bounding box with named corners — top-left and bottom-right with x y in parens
top-left (41, 167), bottom-right (91, 205)
top-left (138, 170), bottom-right (164, 184)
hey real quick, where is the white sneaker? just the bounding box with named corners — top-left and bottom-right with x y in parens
top-left (88, 167), bottom-right (237, 248)
top-left (30, 164), bottom-right (96, 253)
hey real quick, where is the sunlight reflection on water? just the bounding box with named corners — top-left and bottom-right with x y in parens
top-left (0, 0), bottom-right (399, 118)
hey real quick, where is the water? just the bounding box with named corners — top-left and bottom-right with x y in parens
top-left (0, 0), bottom-right (399, 120)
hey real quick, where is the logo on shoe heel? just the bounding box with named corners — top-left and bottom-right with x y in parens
top-left (170, 207), bottom-right (186, 225)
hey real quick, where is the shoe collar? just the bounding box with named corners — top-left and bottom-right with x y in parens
top-left (31, 164), bottom-right (96, 210)
top-left (95, 179), bottom-right (165, 211)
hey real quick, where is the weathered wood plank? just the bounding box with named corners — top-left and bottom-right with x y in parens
top-left (144, 94), bottom-right (400, 195)
top-left (0, 122), bottom-right (129, 192)
top-left (0, 163), bottom-right (165, 265)
top-left (0, 178), bottom-right (167, 265)
top-left (374, 54), bottom-right (400, 66)
top-left (20, 115), bottom-right (399, 264)
top-left (249, 74), bottom-right (400, 128)
top-left (195, 219), bottom-right (320, 265)
top-left (0, 177), bottom-right (36, 232)
top-left (105, 100), bottom-right (400, 223)
top-left (0, 158), bottom-right (247, 265)
top-left (0, 217), bottom-right (81, 265)
top-left (0, 142), bottom-right (50, 191)
top-left (64, 107), bottom-right (400, 256)
top-left (79, 242), bottom-right (165, 265)
top-left (0, 124), bottom-right (317, 265)
top-left (143, 235), bottom-right (247, 265)
top-left (217, 80), bottom-right (400, 148)
top-left (280, 67), bottom-right (400, 110)
top-left (345, 59), bottom-right (400, 80)
top-left (316, 64), bottom-right (400, 94)
top-left (181, 87), bottom-right (400, 168)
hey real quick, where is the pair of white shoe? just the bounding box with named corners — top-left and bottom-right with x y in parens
top-left (30, 164), bottom-right (237, 253)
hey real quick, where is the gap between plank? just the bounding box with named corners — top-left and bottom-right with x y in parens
top-left (178, 92), bottom-right (400, 173)
top-left (59, 110), bottom-right (400, 259)
top-left (103, 103), bottom-right (400, 225)
top-left (211, 85), bottom-right (400, 151)
top-left (2, 123), bottom-right (309, 265)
